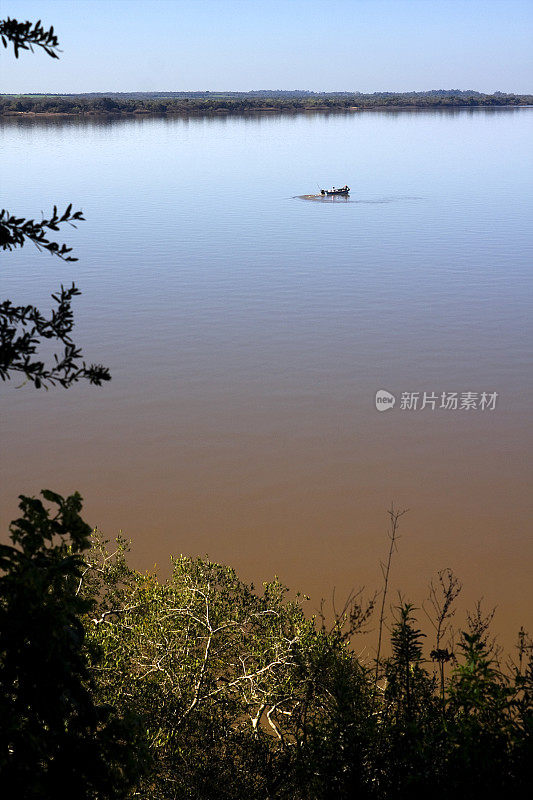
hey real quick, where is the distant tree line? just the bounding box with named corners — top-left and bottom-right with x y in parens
top-left (1, 91), bottom-right (531, 116)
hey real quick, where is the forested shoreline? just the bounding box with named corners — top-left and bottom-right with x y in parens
top-left (1, 90), bottom-right (532, 116)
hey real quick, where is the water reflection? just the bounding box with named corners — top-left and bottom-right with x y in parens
top-left (0, 105), bottom-right (525, 132)
top-left (295, 194), bottom-right (424, 203)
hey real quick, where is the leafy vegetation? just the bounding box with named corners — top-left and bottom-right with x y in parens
top-left (1, 90), bottom-right (531, 116)
top-left (2, 491), bottom-right (529, 798)
top-left (0, 283), bottom-right (111, 389)
top-left (0, 19), bottom-right (110, 389)
top-left (0, 17), bottom-right (60, 59)
top-left (0, 491), bottom-right (144, 798)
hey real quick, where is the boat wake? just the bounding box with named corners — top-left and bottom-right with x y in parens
top-left (295, 194), bottom-right (423, 203)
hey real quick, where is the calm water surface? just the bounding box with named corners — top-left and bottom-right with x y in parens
top-left (2, 109), bottom-right (532, 648)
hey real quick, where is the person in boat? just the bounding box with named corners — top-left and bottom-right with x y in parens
top-left (320, 185), bottom-right (349, 195)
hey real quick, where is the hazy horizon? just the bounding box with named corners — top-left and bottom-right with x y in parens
top-left (1, 0), bottom-right (531, 95)
top-left (2, 88), bottom-right (530, 95)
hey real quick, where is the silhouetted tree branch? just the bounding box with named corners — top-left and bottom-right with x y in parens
top-left (0, 17), bottom-right (60, 59)
top-left (0, 205), bottom-right (84, 261)
top-left (0, 20), bottom-right (111, 390)
top-left (0, 285), bottom-right (111, 389)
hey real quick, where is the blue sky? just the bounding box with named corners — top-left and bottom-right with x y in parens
top-left (1, 0), bottom-right (531, 93)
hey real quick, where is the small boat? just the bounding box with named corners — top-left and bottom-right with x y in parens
top-left (320, 185), bottom-right (350, 196)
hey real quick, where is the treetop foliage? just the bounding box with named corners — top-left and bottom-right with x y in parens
top-left (77, 527), bottom-right (533, 799)
top-left (1, 491), bottom-right (532, 797)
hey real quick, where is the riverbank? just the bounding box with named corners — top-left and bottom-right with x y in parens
top-left (1, 104), bottom-right (531, 119)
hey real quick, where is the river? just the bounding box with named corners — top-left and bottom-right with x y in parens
top-left (2, 108), bottom-right (532, 650)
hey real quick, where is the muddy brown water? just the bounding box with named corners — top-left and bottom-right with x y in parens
top-left (2, 109), bottom-right (532, 654)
